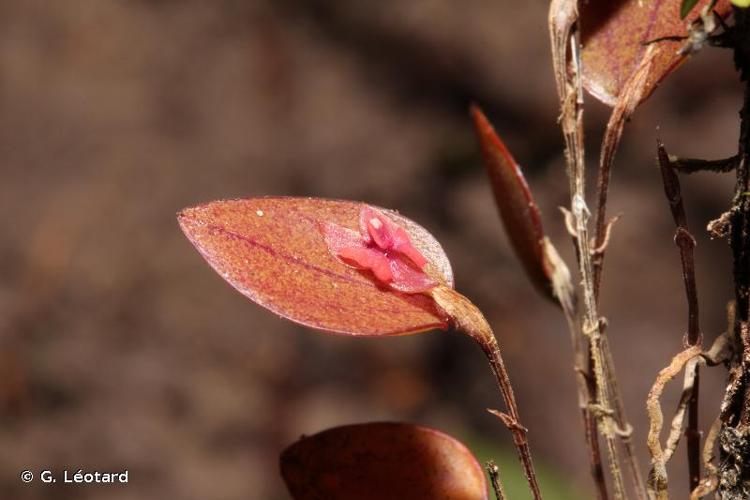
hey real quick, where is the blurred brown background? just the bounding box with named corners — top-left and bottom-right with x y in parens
top-left (0, 1), bottom-right (744, 498)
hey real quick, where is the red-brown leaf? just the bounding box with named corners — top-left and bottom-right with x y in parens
top-left (178, 197), bottom-right (453, 336)
top-left (581, 0), bottom-right (731, 106)
top-left (470, 106), bottom-right (554, 299)
top-left (280, 422), bottom-right (489, 500)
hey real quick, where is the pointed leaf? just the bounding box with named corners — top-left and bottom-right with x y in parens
top-left (470, 106), bottom-right (561, 301)
top-left (581, 0), bottom-right (731, 107)
top-left (178, 197), bottom-right (453, 336)
top-left (280, 422), bottom-right (489, 500)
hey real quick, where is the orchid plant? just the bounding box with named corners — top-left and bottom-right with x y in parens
top-left (180, 1), bottom-right (750, 498)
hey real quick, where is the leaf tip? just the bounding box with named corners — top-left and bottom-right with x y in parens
top-left (468, 102), bottom-right (483, 123)
top-left (470, 106), bottom-right (565, 303)
top-left (176, 207), bottom-right (189, 223)
top-left (176, 206), bottom-right (194, 235)
top-left (176, 205), bottom-right (208, 246)
top-left (469, 104), bottom-right (494, 147)
top-left (177, 203), bottom-right (205, 225)
top-left (469, 105), bottom-right (520, 178)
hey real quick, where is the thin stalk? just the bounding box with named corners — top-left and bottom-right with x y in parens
top-left (482, 336), bottom-right (541, 500)
top-left (549, 5), bottom-right (629, 497)
top-left (687, 372), bottom-right (701, 489)
top-left (585, 352), bottom-right (610, 500)
top-left (430, 286), bottom-right (542, 500)
top-left (558, 265), bottom-right (609, 500)
top-left (591, 46), bottom-right (655, 300)
top-left (589, 38), bottom-right (657, 500)
top-left (487, 460), bottom-right (507, 500)
top-left (668, 154), bottom-right (738, 174)
top-left (601, 334), bottom-right (646, 497)
top-left (657, 141), bottom-right (703, 491)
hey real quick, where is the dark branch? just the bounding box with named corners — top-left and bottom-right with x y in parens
top-left (657, 141), bottom-right (702, 346)
top-left (486, 460), bottom-right (507, 500)
top-left (668, 154), bottom-right (738, 174)
top-left (656, 140), bottom-right (702, 491)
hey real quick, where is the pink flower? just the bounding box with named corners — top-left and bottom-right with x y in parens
top-left (323, 206), bottom-right (437, 293)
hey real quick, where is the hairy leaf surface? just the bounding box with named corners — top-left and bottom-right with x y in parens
top-left (179, 197), bottom-right (453, 336)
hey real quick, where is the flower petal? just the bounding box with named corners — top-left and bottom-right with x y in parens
top-left (388, 257), bottom-right (437, 293)
top-left (360, 206), bottom-right (394, 250)
top-left (391, 226), bottom-right (428, 269)
top-left (339, 246), bottom-right (394, 283)
top-left (322, 222), bottom-right (367, 254)
top-left (361, 206), bottom-right (430, 269)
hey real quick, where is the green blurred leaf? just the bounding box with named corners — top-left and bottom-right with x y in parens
top-left (732, 0), bottom-right (750, 7)
top-left (468, 435), bottom-right (583, 500)
top-left (680, 0), bottom-right (700, 17)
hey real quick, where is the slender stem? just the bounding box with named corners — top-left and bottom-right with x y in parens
top-left (597, 86), bottom-right (650, 498)
top-left (481, 334), bottom-right (542, 500)
top-left (669, 154), bottom-right (738, 174)
top-left (548, 7), bottom-right (629, 497)
top-left (657, 141), bottom-right (703, 491)
top-left (559, 274), bottom-right (609, 500)
top-left (590, 33), bottom-right (657, 500)
top-left (592, 26), bottom-right (651, 500)
top-left (487, 461), bottom-right (507, 500)
top-left (585, 353), bottom-right (610, 500)
top-left (687, 372), bottom-right (701, 489)
top-left (587, 318), bottom-right (627, 500)
top-left (591, 47), bottom-right (656, 299)
top-left (429, 286), bottom-right (542, 500)
top-left (593, 144), bottom-right (614, 298)
top-left (601, 334), bottom-right (647, 497)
